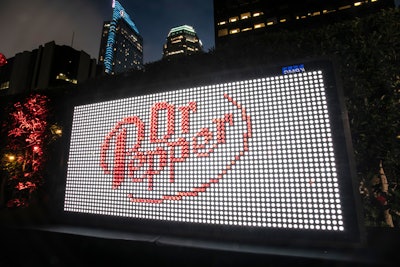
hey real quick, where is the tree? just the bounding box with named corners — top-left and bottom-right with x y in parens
top-left (1, 94), bottom-right (50, 208)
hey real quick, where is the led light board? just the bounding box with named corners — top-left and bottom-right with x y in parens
top-left (63, 62), bottom-right (362, 245)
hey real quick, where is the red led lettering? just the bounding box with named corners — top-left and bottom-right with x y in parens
top-left (213, 113), bottom-right (233, 144)
top-left (101, 116), bottom-right (144, 189)
top-left (128, 151), bottom-right (146, 182)
top-left (168, 138), bottom-right (189, 182)
top-left (193, 128), bottom-right (213, 157)
top-left (178, 102), bottom-right (197, 134)
top-left (113, 128), bottom-right (127, 189)
top-left (145, 147), bottom-right (167, 190)
top-left (150, 102), bottom-right (175, 143)
top-left (102, 94), bottom-right (252, 203)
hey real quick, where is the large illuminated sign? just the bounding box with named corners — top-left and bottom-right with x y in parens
top-left (64, 62), bottom-right (362, 245)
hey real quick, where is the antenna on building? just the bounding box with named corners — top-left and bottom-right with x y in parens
top-left (71, 31), bottom-right (75, 48)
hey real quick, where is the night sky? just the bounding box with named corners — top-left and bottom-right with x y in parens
top-left (0, 0), bottom-right (215, 64)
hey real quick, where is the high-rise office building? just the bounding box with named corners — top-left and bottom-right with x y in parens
top-left (99, 0), bottom-right (143, 74)
top-left (163, 25), bottom-right (203, 59)
top-left (214, 0), bottom-right (396, 48)
top-left (0, 41), bottom-right (96, 95)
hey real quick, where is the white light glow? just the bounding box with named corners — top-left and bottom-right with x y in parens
top-left (64, 71), bottom-right (345, 231)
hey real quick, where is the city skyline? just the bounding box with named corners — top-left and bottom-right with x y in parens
top-left (0, 0), bottom-right (214, 64)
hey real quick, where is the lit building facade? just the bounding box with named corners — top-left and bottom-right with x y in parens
top-left (214, 0), bottom-right (396, 48)
top-left (99, 0), bottom-right (143, 74)
top-left (0, 41), bottom-right (96, 95)
top-left (163, 25), bottom-right (203, 59)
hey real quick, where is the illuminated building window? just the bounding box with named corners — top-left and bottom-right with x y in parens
top-left (0, 81), bottom-right (9, 90)
top-left (218, 29), bottom-right (228, 36)
top-left (279, 18), bottom-right (287, 23)
top-left (253, 12), bottom-right (264, 17)
top-left (172, 36), bottom-right (183, 40)
top-left (296, 15), bottom-right (309, 20)
top-left (267, 19), bottom-right (277, 26)
top-left (229, 16), bottom-right (239, 23)
top-left (167, 50), bottom-right (184, 56)
top-left (187, 38), bottom-right (198, 43)
top-left (240, 12), bottom-right (251, 19)
top-left (241, 27), bottom-right (252, 32)
top-left (229, 28), bottom-right (240, 34)
top-left (218, 21), bottom-right (227, 26)
top-left (323, 9), bottom-right (336, 14)
top-left (338, 5), bottom-right (352, 10)
top-left (56, 73), bottom-right (77, 84)
top-left (254, 23), bottom-right (265, 29)
top-left (354, 1), bottom-right (363, 6)
top-left (310, 11), bottom-right (321, 16)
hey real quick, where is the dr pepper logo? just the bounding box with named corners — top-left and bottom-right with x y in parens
top-left (100, 94), bottom-right (252, 203)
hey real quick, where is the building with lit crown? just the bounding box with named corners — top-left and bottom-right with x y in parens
top-left (214, 0), bottom-right (396, 48)
top-left (99, 0), bottom-right (143, 74)
top-left (163, 25), bottom-right (203, 59)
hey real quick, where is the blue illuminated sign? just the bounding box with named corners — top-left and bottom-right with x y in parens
top-left (282, 64), bottom-right (306, 75)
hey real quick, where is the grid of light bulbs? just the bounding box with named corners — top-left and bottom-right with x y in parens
top-left (64, 70), bottom-right (344, 231)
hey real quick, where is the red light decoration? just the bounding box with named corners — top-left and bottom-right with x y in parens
top-left (3, 94), bottom-right (49, 208)
top-left (0, 53), bottom-right (7, 67)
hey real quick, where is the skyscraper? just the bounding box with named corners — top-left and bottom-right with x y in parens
top-left (99, 0), bottom-right (143, 74)
top-left (163, 25), bottom-right (203, 59)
